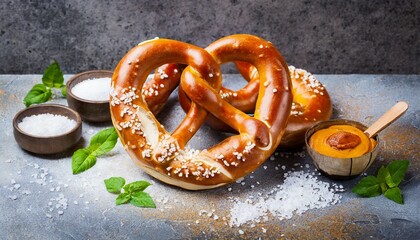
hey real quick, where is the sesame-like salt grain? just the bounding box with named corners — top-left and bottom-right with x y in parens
top-left (72, 77), bottom-right (111, 101)
top-left (18, 113), bottom-right (76, 137)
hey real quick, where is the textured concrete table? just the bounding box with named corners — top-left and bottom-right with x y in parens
top-left (0, 74), bottom-right (419, 239)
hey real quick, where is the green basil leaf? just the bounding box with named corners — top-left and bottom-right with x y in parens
top-left (42, 61), bottom-right (64, 88)
top-left (377, 166), bottom-right (394, 190)
top-left (23, 84), bottom-right (52, 107)
top-left (89, 128), bottom-right (119, 156)
top-left (70, 128), bottom-right (118, 174)
top-left (72, 148), bottom-right (97, 174)
top-left (104, 177), bottom-right (126, 194)
top-left (387, 160), bottom-right (409, 187)
top-left (377, 166), bottom-right (389, 182)
top-left (116, 192), bottom-right (131, 205)
top-left (130, 191), bottom-right (156, 208)
top-left (123, 180), bottom-right (151, 193)
top-left (384, 187), bottom-right (403, 204)
top-left (61, 85), bottom-right (67, 97)
top-left (352, 176), bottom-right (382, 197)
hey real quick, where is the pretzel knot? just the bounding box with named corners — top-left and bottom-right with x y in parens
top-left (110, 34), bottom-right (292, 190)
top-left (179, 61), bottom-right (332, 149)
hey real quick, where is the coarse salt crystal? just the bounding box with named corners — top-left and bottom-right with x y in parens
top-left (18, 113), bottom-right (76, 137)
top-left (9, 195), bottom-right (18, 200)
top-left (71, 77), bottom-right (111, 101)
top-left (21, 190), bottom-right (31, 195)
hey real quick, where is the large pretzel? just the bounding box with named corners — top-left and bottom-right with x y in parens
top-left (179, 61), bottom-right (332, 148)
top-left (110, 34), bottom-right (292, 190)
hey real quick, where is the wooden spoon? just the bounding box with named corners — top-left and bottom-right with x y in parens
top-left (364, 101), bottom-right (409, 138)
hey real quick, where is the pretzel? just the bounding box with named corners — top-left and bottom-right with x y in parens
top-left (110, 34), bottom-right (292, 190)
top-left (179, 62), bottom-right (332, 148)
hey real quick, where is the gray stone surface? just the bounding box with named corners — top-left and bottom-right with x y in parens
top-left (0, 0), bottom-right (419, 74)
top-left (0, 74), bottom-right (419, 239)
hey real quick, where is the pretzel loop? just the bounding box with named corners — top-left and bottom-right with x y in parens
top-left (111, 39), bottom-right (221, 160)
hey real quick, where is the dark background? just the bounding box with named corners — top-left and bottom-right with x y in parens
top-left (1, 0), bottom-right (418, 74)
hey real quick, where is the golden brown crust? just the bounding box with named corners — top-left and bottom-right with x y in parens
top-left (110, 35), bottom-right (292, 190)
top-left (281, 65), bottom-right (332, 148)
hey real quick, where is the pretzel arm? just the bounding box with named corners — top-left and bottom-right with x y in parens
top-left (143, 64), bottom-right (184, 115)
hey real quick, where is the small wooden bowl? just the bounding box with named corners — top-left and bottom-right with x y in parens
top-left (305, 119), bottom-right (379, 179)
top-left (13, 104), bottom-right (82, 154)
top-left (66, 70), bottom-right (113, 122)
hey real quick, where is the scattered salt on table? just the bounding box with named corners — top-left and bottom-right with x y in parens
top-left (71, 77), bottom-right (111, 101)
top-left (18, 113), bottom-right (76, 137)
top-left (229, 170), bottom-right (342, 227)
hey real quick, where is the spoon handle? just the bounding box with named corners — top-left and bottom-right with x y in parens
top-left (364, 101), bottom-right (409, 138)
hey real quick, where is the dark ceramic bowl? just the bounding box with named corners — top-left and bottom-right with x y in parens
top-left (13, 104), bottom-right (82, 154)
top-left (66, 70), bottom-right (113, 122)
top-left (305, 119), bottom-right (379, 179)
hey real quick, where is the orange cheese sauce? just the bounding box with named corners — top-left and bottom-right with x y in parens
top-left (309, 125), bottom-right (376, 158)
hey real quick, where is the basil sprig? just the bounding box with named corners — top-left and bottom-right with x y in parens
top-left (23, 61), bottom-right (66, 107)
top-left (104, 177), bottom-right (156, 208)
top-left (352, 160), bottom-right (409, 204)
top-left (23, 84), bottom-right (52, 107)
top-left (72, 128), bottom-right (118, 174)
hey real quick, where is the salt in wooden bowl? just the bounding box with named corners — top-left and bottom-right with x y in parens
top-left (66, 70), bottom-right (113, 122)
top-left (13, 104), bottom-right (82, 154)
